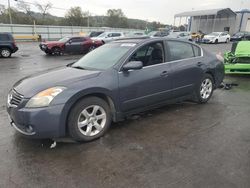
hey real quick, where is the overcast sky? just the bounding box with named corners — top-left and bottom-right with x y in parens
top-left (1, 0), bottom-right (250, 24)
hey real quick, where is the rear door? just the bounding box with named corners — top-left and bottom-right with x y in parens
top-left (165, 40), bottom-right (204, 98)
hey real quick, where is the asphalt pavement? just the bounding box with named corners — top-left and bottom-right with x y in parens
top-left (0, 42), bottom-right (250, 188)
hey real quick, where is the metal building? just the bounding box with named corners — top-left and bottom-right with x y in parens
top-left (174, 8), bottom-right (250, 35)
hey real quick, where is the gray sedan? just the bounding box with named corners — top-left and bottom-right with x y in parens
top-left (7, 38), bottom-right (224, 142)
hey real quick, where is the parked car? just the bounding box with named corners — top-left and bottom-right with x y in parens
top-left (0, 33), bottom-right (18, 58)
top-left (224, 41), bottom-right (250, 74)
top-left (167, 32), bottom-right (192, 41)
top-left (191, 31), bottom-right (205, 42)
top-left (39, 36), bottom-right (103, 55)
top-left (230, 31), bottom-right (250, 42)
top-left (203, 32), bottom-right (230, 44)
top-left (88, 31), bottom-right (104, 38)
top-left (148, 31), bottom-right (169, 37)
top-left (91, 32), bottom-right (125, 43)
top-left (7, 38), bottom-right (224, 141)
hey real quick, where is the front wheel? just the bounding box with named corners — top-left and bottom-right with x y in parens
top-left (88, 45), bottom-right (96, 52)
top-left (68, 97), bottom-right (112, 142)
top-left (226, 38), bottom-right (230, 43)
top-left (52, 47), bottom-right (63, 56)
top-left (194, 74), bottom-right (214, 104)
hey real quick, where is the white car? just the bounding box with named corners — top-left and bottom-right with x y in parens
top-left (91, 32), bottom-right (125, 43)
top-left (167, 32), bottom-right (192, 41)
top-left (203, 32), bottom-right (230, 44)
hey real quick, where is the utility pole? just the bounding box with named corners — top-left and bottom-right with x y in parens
top-left (8, 0), bottom-right (12, 24)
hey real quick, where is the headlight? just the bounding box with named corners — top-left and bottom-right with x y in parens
top-left (25, 87), bottom-right (66, 108)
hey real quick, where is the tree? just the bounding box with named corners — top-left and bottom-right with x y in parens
top-left (64, 7), bottom-right (87, 26)
top-left (17, 0), bottom-right (36, 22)
top-left (35, 2), bottom-right (52, 24)
top-left (106, 9), bottom-right (128, 28)
top-left (0, 4), bottom-right (5, 15)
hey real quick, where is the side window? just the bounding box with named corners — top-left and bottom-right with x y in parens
top-left (129, 42), bottom-right (164, 67)
top-left (193, 45), bottom-right (201, 57)
top-left (107, 33), bottom-right (113, 37)
top-left (0, 34), bottom-right (10, 41)
top-left (71, 38), bottom-right (82, 42)
top-left (112, 33), bottom-right (121, 37)
top-left (167, 41), bottom-right (195, 61)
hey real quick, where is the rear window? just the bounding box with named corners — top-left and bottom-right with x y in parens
top-left (0, 34), bottom-right (10, 41)
top-left (167, 41), bottom-right (195, 61)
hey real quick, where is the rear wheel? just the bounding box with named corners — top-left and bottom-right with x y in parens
top-left (215, 39), bottom-right (218, 44)
top-left (194, 74), bottom-right (214, 104)
top-left (0, 48), bottom-right (12, 58)
top-left (226, 38), bottom-right (230, 43)
top-left (68, 97), bottom-right (112, 142)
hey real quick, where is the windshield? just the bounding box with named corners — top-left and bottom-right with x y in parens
top-left (72, 43), bottom-right (135, 70)
top-left (234, 32), bottom-right (244, 37)
top-left (208, 32), bottom-right (220, 36)
top-left (59, 37), bottom-right (70, 42)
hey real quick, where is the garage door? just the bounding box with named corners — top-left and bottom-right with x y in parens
top-left (246, 19), bottom-right (250, 32)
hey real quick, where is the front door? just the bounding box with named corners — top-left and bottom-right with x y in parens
top-left (118, 41), bottom-right (173, 112)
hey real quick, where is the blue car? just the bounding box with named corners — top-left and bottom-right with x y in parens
top-left (7, 38), bottom-right (224, 142)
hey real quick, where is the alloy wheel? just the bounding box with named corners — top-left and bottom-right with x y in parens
top-left (77, 105), bottom-right (107, 137)
top-left (200, 78), bottom-right (213, 99)
top-left (1, 49), bottom-right (11, 57)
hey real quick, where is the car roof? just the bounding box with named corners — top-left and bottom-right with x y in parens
top-left (113, 37), bottom-right (195, 46)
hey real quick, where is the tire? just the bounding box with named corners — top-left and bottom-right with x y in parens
top-left (52, 47), bottom-right (62, 56)
top-left (226, 38), bottom-right (229, 43)
top-left (68, 97), bottom-right (112, 142)
top-left (194, 74), bottom-right (214, 104)
top-left (0, 48), bottom-right (12, 58)
top-left (45, 51), bottom-right (52, 55)
top-left (215, 39), bottom-right (218, 44)
top-left (88, 45), bottom-right (96, 52)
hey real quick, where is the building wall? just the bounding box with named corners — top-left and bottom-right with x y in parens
top-left (190, 16), bottom-right (236, 35)
top-left (237, 13), bottom-right (250, 32)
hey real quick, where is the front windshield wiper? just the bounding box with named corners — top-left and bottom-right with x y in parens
top-left (71, 66), bottom-right (85, 70)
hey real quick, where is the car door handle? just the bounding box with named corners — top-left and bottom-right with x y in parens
top-left (197, 62), bottom-right (203, 67)
top-left (160, 71), bottom-right (168, 77)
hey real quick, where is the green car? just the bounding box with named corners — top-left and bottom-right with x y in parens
top-left (224, 41), bottom-right (250, 74)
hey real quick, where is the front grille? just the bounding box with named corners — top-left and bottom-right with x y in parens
top-left (8, 89), bottom-right (24, 107)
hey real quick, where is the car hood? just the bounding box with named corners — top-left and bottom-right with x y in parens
top-left (235, 41), bottom-right (250, 57)
top-left (14, 67), bottom-right (101, 98)
top-left (41, 41), bottom-right (64, 45)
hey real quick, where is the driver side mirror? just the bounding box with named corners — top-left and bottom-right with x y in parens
top-left (122, 61), bottom-right (143, 71)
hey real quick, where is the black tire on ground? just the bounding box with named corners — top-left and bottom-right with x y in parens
top-left (52, 47), bottom-right (62, 56)
top-left (193, 73), bottom-right (214, 104)
top-left (226, 38), bottom-right (230, 43)
top-left (45, 51), bottom-right (52, 55)
top-left (68, 97), bottom-right (112, 142)
top-left (215, 39), bottom-right (218, 44)
top-left (0, 48), bottom-right (12, 58)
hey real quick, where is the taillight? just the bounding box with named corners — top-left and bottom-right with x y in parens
top-left (13, 38), bottom-right (17, 47)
